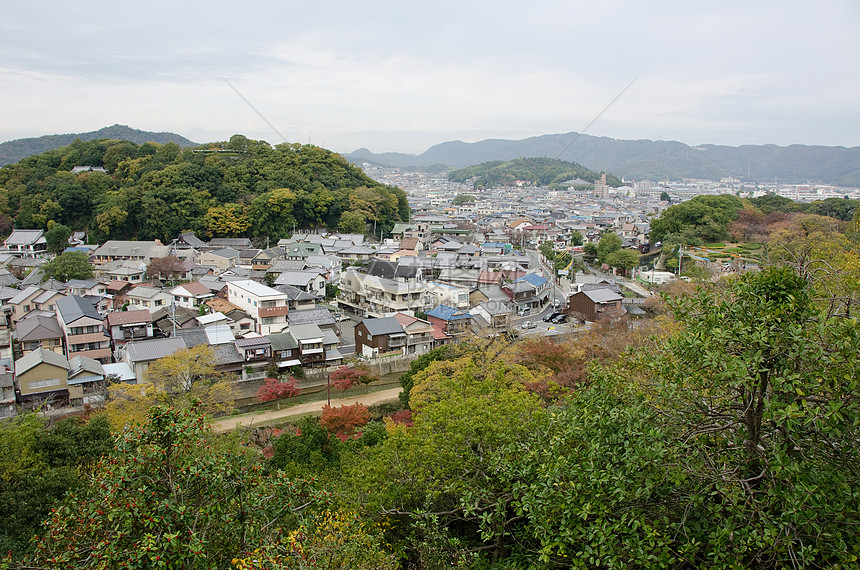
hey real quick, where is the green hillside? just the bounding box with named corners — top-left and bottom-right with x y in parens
top-left (447, 156), bottom-right (623, 189)
top-left (0, 135), bottom-right (409, 242)
top-left (0, 124), bottom-right (198, 166)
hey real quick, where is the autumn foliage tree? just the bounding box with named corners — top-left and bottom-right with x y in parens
top-left (145, 254), bottom-right (186, 281)
top-left (256, 377), bottom-right (299, 402)
top-left (320, 403), bottom-right (370, 441)
top-left (328, 365), bottom-right (375, 391)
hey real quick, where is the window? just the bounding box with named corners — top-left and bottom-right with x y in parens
top-left (29, 378), bottom-right (61, 390)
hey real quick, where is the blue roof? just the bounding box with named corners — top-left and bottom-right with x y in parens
top-left (426, 304), bottom-right (472, 321)
top-left (516, 273), bottom-right (548, 288)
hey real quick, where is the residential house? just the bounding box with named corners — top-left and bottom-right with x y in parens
top-left (275, 284), bottom-right (317, 311)
top-left (0, 359), bottom-right (15, 417)
top-left (55, 295), bottom-right (112, 363)
top-left (3, 229), bottom-right (46, 257)
top-left (426, 304), bottom-right (473, 337)
top-left (425, 281), bottom-right (471, 310)
top-left (226, 280), bottom-right (289, 335)
top-left (15, 314), bottom-right (64, 356)
top-left (234, 336), bottom-right (272, 380)
top-left (92, 259), bottom-right (147, 283)
top-left (202, 298), bottom-right (255, 335)
top-left (169, 281), bottom-right (215, 310)
top-left (252, 248), bottom-right (284, 271)
top-left (287, 308), bottom-right (337, 332)
top-left (124, 286), bottom-right (172, 314)
top-left (66, 355), bottom-right (106, 406)
top-left (470, 301), bottom-right (513, 334)
top-left (199, 248), bottom-right (240, 271)
top-left (290, 323), bottom-right (326, 367)
top-left (92, 240), bottom-right (169, 265)
top-left (8, 286), bottom-right (59, 323)
top-left (104, 310), bottom-right (155, 352)
top-left (322, 328), bottom-right (343, 366)
top-left (393, 313), bottom-right (435, 355)
top-left (237, 249), bottom-right (261, 270)
top-left (338, 268), bottom-right (430, 318)
top-left (567, 288), bottom-right (625, 322)
top-left (268, 331), bottom-right (302, 371)
top-left (273, 271), bottom-right (326, 297)
top-left (14, 348), bottom-right (69, 408)
top-left (120, 337), bottom-right (187, 382)
top-left (354, 317), bottom-right (406, 358)
top-left (205, 238), bottom-right (252, 252)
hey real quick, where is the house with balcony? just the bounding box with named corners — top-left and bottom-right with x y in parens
top-left (268, 330), bottom-right (301, 371)
top-left (233, 336), bottom-right (272, 380)
top-left (426, 304), bottom-right (473, 338)
top-left (92, 259), bottom-right (147, 283)
top-left (8, 286), bottom-right (64, 323)
top-left (199, 248), bottom-right (240, 271)
top-left (104, 309), bottom-right (154, 352)
top-left (338, 268), bottom-right (430, 318)
top-left (92, 240), bottom-right (169, 265)
top-left (290, 323), bottom-right (326, 367)
top-left (226, 280), bottom-right (289, 335)
top-left (67, 355), bottom-right (107, 406)
top-left (3, 229), bottom-right (46, 257)
top-left (393, 313), bottom-right (435, 355)
top-left (14, 348), bottom-right (70, 408)
top-left (55, 295), bottom-right (112, 363)
top-left (15, 314), bottom-right (64, 356)
top-left (354, 317), bottom-right (406, 358)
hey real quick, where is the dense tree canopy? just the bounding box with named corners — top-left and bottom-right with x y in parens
top-left (0, 136), bottom-right (409, 242)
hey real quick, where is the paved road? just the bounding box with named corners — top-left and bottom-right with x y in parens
top-left (212, 386), bottom-right (403, 432)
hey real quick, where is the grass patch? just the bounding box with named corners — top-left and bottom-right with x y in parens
top-left (703, 243), bottom-right (725, 249)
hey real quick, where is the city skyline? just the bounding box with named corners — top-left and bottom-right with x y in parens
top-left (2, 1), bottom-right (859, 154)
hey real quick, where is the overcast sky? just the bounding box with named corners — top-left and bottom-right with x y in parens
top-left (2, 1), bottom-right (858, 154)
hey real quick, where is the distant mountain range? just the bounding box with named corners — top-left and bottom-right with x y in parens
top-left (345, 132), bottom-right (860, 187)
top-left (0, 124), bottom-right (198, 166)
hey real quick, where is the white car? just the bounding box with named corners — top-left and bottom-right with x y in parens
top-left (521, 321), bottom-right (537, 329)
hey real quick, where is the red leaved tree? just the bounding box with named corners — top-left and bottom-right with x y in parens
top-left (320, 403), bottom-right (370, 441)
top-left (328, 366), bottom-right (376, 391)
top-left (256, 377), bottom-right (299, 402)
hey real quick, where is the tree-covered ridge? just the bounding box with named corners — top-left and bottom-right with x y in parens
top-left (0, 124), bottom-right (198, 167)
top-left (447, 157), bottom-right (623, 189)
top-left (0, 135), bottom-right (409, 242)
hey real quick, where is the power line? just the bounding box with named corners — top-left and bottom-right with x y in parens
top-left (222, 78), bottom-right (288, 144)
top-left (554, 75), bottom-right (639, 161)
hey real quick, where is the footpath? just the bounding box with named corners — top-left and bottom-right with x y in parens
top-left (212, 386), bottom-right (403, 432)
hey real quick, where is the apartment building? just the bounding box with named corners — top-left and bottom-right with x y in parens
top-left (226, 280), bottom-right (289, 335)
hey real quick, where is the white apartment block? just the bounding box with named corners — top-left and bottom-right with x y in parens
top-left (226, 280), bottom-right (289, 335)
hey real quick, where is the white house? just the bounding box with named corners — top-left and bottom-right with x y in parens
top-left (225, 280), bottom-right (289, 335)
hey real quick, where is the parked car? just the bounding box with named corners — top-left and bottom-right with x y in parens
top-left (551, 314), bottom-right (568, 324)
top-left (521, 321), bottom-right (537, 329)
top-left (543, 312), bottom-right (561, 322)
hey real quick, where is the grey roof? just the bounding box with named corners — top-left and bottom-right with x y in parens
top-left (268, 330), bottom-right (299, 351)
top-left (235, 336), bottom-right (271, 348)
top-left (9, 285), bottom-right (41, 306)
top-left (68, 355), bottom-right (104, 378)
top-left (322, 328), bottom-right (339, 346)
top-left (175, 328), bottom-right (209, 348)
top-left (289, 322), bottom-right (325, 341)
top-left (206, 247), bottom-right (240, 259)
top-left (16, 347), bottom-right (69, 376)
top-left (125, 338), bottom-right (187, 363)
top-left (4, 229), bottom-right (45, 246)
top-left (361, 317), bottom-right (405, 337)
top-left (288, 308), bottom-right (335, 327)
top-left (274, 271), bottom-right (319, 287)
top-left (582, 288), bottom-right (624, 303)
top-left (275, 284), bottom-right (317, 302)
top-left (102, 362), bottom-right (135, 382)
top-left (210, 343), bottom-right (244, 366)
top-left (56, 294), bottom-right (102, 323)
top-left (205, 325), bottom-right (235, 345)
top-left (269, 259), bottom-right (310, 273)
top-left (15, 315), bottom-right (62, 341)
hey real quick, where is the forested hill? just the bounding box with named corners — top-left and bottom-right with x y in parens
top-left (346, 132), bottom-right (860, 186)
top-left (0, 124), bottom-right (198, 166)
top-left (448, 157), bottom-right (623, 189)
top-left (0, 135), bottom-right (409, 242)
